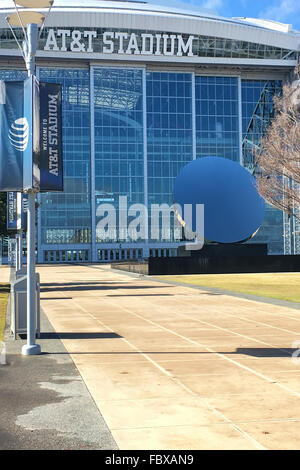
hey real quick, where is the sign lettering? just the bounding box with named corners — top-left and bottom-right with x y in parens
top-left (39, 82), bottom-right (63, 191)
top-left (44, 29), bottom-right (195, 56)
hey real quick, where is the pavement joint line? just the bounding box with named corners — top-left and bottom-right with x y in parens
top-left (52, 288), bottom-right (266, 450)
top-left (79, 265), bottom-right (300, 329)
top-left (198, 311), bottom-right (300, 337)
top-left (84, 287), bottom-right (297, 358)
top-left (109, 284), bottom-right (300, 340)
top-left (77, 311), bottom-right (264, 446)
top-left (109, 417), bottom-right (300, 429)
top-left (56, 292), bottom-right (183, 383)
top-left (152, 305), bottom-right (298, 355)
top-left (38, 265), bottom-right (300, 448)
top-left (121, 287), bottom-right (300, 337)
top-left (102, 295), bottom-right (300, 401)
top-left (95, 390), bottom-right (299, 400)
top-left (139, 299), bottom-right (295, 351)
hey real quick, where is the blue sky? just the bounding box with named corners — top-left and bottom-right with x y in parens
top-left (179, 0), bottom-right (300, 31)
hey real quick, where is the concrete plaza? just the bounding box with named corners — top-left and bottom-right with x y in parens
top-left (3, 264), bottom-right (300, 449)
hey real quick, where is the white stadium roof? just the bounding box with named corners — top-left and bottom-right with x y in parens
top-left (0, 0), bottom-right (298, 33)
top-left (0, 0), bottom-right (299, 64)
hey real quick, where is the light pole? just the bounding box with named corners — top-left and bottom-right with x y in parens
top-left (6, 1), bottom-right (53, 355)
top-left (23, 21), bottom-right (39, 355)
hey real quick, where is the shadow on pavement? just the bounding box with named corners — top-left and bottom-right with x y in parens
top-left (43, 347), bottom-right (297, 357)
top-left (41, 283), bottom-right (172, 293)
top-left (41, 297), bottom-right (73, 300)
top-left (107, 294), bottom-right (173, 297)
top-left (21, 332), bottom-right (123, 340)
top-left (235, 347), bottom-right (295, 357)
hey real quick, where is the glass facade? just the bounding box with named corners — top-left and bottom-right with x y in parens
top-left (195, 76), bottom-right (239, 162)
top-left (147, 72), bottom-right (193, 242)
top-left (196, 35), bottom-right (298, 60)
top-left (241, 79), bottom-right (283, 254)
top-left (242, 80), bottom-right (269, 135)
top-left (242, 79), bottom-right (282, 172)
top-left (0, 69), bottom-right (27, 81)
top-left (93, 67), bottom-right (144, 242)
top-left (147, 72), bottom-right (193, 205)
top-left (0, 66), bottom-right (288, 259)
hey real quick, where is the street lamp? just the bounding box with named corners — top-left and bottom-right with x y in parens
top-left (6, 0), bottom-right (53, 355)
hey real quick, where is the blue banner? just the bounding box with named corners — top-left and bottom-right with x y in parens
top-left (6, 191), bottom-right (25, 231)
top-left (23, 75), bottom-right (40, 191)
top-left (0, 78), bottom-right (63, 193)
top-left (0, 81), bottom-right (25, 191)
top-left (39, 82), bottom-right (63, 192)
top-left (7, 192), bottom-right (18, 230)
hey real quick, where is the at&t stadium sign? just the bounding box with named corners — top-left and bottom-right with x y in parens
top-left (44, 29), bottom-right (195, 56)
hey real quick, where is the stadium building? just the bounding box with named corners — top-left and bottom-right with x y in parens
top-left (0, 0), bottom-right (299, 263)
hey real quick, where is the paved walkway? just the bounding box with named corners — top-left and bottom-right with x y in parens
top-left (0, 265), bottom-right (10, 283)
top-left (0, 265), bottom-right (117, 450)
top-left (31, 264), bottom-right (300, 450)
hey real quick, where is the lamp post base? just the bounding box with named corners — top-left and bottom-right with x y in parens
top-left (22, 344), bottom-right (41, 356)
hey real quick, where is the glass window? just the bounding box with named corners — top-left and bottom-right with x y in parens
top-left (147, 71), bottom-right (193, 242)
top-left (94, 67), bottom-right (144, 243)
top-left (242, 79), bottom-right (283, 254)
top-left (38, 68), bottom-right (91, 245)
top-left (195, 76), bottom-right (239, 162)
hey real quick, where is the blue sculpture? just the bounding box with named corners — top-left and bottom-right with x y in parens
top-left (173, 157), bottom-right (265, 243)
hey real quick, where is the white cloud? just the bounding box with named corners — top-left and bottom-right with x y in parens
top-left (175, 0), bottom-right (223, 13)
top-left (201, 0), bottom-right (223, 9)
top-left (259, 0), bottom-right (300, 23)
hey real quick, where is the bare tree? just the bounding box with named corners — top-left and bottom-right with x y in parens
top-left (255, 65), bottom-right (300, 220)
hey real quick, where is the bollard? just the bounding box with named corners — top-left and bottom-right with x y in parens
top-left (0, 341), bottom-right (6, 365)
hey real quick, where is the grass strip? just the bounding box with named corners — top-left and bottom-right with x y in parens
top-left (158, 273), bottom-right (300, 303)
